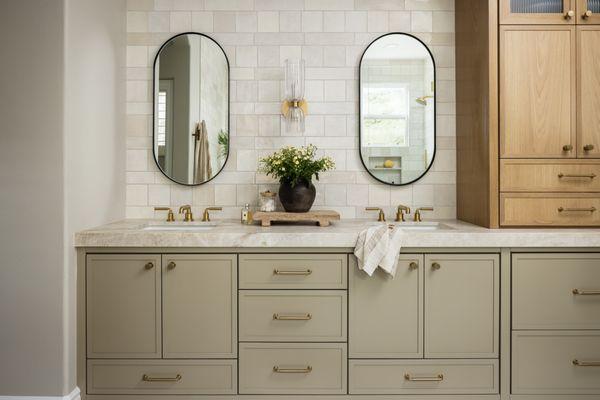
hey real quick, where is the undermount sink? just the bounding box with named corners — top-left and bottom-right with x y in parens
top-left (370, 221), bottom-right (453, 231)
top-left (142, 222), bottom-right (217, 232)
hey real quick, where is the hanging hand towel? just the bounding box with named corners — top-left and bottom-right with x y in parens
top-left (354, 224), bottom-right (404, 277)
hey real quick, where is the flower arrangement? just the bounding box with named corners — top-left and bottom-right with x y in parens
top-left (259, 144), bottom-right (335, 186)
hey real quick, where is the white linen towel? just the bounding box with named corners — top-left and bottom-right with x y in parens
top-left (354, 224), bottom-right (404, 277)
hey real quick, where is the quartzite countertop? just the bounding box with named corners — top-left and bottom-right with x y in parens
top-left (74, 219), bottom-right (600, 248)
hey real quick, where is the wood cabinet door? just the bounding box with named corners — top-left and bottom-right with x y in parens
top-left (424, 254), bottom-right (499, 358)
top-left (577, 0), bottom-right (600, 24)
top-left (500, 26), bottom-right (576, 158)
top-left (349, 254), bottom-right (423, 358)
top-left (578, 26), bottom-right (600, 158)
top-left (162, 254), bottom-right (237, 358)
top-left (86, 254), bottom-right (161, 358)
top-left (500, 0), bottom-right (576, 24)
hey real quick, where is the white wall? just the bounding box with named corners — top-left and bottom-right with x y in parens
top-left (125, 0), bottom-right (456, 220)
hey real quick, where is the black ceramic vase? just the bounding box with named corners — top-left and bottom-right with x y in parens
top-left (278, 179), bottom-right (316, 213)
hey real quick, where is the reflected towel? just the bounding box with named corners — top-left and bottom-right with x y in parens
top-left (354, 225), bottom-right (404, 277)
top-left (193, 120), bottom-right (212, 183)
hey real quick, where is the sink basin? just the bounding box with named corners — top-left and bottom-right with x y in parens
top-left (143, 222), bottom-right (217, 232)
top-left (370, 222), bottom-right (452, 231)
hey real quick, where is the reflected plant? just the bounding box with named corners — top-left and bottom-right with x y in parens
top-left (218, 130), bottom-right (228, 160)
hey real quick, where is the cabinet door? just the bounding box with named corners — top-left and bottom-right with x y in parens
top-left (500, 0), bottom-right (576, 24)
top-left (500, 26), bottom-right (576, 158)
top-left (578, 26), bottom-right (600, 158)
top-left (162, 254), bottom-right (237, 358)
top-left (577, 0), bottom-right (600, 24)
top-left (424, 254), bottom-right (499, 358)
top-left (349, 255), bottom-right (423, 358)
top-left (87, 254), bottom-right (161, 358)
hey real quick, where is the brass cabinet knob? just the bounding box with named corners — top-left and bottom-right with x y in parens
top-left (144, 262), bottom-right (154, 270)
top-left (564, 10), bottom-right (575, 19)
top-left (167, 261), bottom-right (176, 270)
top-left (583, 10), bottom-right (593, 19)
top-left (431, 262), bottom-right (441, 270)
top-left (584, 144), bottom-right (595, 152)
top-left (563, 144), bottom-right (573, 152)
top-left (409, 262), bottom-right (418, 270)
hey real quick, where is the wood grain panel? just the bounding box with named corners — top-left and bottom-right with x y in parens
top-left (501, 159), bottom-right (600, 192)
top-left (501, 193), bottom-right (600, 226)
top-left (578, 26), bottom-right (600, 158)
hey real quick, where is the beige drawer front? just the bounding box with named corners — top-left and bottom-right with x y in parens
top-left (512, 331), bottom-right (600, 395)
top-left (349, 359), bottom-right (498, 395)
top-left (513, 253), bottom-right (600, 330)
top-left (239, 290), bottom-right (346, 342)
top-left (501, 193), bottom-right (600, 226)
top-left (239, 253), bottom-right (347, 289)
top-left (501, 159), bottom-right (600, 192)
top-left (87, 360), bottom-right (236, 395)
top-left (239, 343), bottom-right (347, 395)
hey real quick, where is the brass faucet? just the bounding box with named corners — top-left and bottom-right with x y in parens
top-left (365, 207), bottom-right (386, 222)
top-left (395, 205), bottom-right (411, 222)
top-left (202, 207), bottom-right (222, 222)
top-left (178, 205), bottom-right (194, 222)
top-left (154, 207), bottom-right (175, 222)
top-left (414, 207), bottom-right (434, 222)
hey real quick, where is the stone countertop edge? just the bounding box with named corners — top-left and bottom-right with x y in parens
top-left (74, 219), bottom-right (600, 248)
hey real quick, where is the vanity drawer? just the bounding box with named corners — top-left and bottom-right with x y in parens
top-left (513, 253), bottom-right (600, 330)
top-left (87, 359), bottom-right (236, 395)
top-left (239, 290), bottom-right (347, 342)
top-left (349, 359), bottom-right (498, 395)
top-left (501, 159), bottom-right (600, 192)
top-left (500, 193), bottom-right (600, 226)
top-left (239, 343), bottom-right (347, 395)
top-left (512, 331), bottom-right (600, 395)
top-left (239, 253), bottom-right (347, 289)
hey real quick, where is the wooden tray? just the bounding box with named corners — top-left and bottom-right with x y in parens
top-left (253, 210), bottom-right (340, 227)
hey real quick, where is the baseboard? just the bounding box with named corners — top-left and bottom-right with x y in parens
top-left (0, 387), bottom-right (80, 400)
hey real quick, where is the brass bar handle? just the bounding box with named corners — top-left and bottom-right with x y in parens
top-left (167, 261), bottom-right (176, 270)
top-left (431, 262), bottom-right (441, 270)
top-left (573, 289), bottom-right (600, 295)
top-left (558, 173), bottom-right (596, 179)
top-left (273, 269), bottom-right (312, 276)
top-left (273, 313), bottom-right (312, 321)
top-left (404, 373), bottom-right (444, 382)
top-left (142, 374), bottom-right (182, 382)
top-left (273, 366), bottom-right (313, 373)
top-left (558, 207), bottom-right (596, 213)
top-left (573, 359), bottom-right (600, 367)
top-left (144, 262), bottom-right (154, 270)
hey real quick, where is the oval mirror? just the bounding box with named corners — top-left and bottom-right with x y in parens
top-left (153, 33), bottom-right (229, 185)
top-left (359, 33), bottom-right (435, 186)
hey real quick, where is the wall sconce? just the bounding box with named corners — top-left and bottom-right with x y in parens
top-left (281, 59), bottom-right (307, 133)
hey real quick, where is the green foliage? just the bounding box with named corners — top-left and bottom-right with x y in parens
top-left (259, 144), bottom-right (335, 185)
top-left (217, 130), bottom-right (228, 160)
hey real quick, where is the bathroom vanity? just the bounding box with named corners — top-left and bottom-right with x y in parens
top-left (75, 220), bottom-right (600, 400)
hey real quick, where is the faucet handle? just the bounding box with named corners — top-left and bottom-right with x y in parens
top-left (395, 205), bottom-right (411, 222)
top-left (202, 207), bottom-right (222, 222)
top-left (414, 207), bottom-right (434, 222)
top-left (178, 205), bottom-right (194, 222)
top-left (154, 207), bottom-right (175, 222)
top-left (365, 207), bottom-right (386, 222)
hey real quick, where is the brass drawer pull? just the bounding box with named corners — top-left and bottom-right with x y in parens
top-left (573, 289), bottom-right (600, 295)
top-left (563, 144), bottom-right (573, 151)
top-left (558, 207), bottom-right (596, 213)
top-left (558, 173), bottom-right (596, 179)
top-left (273, 269), bottom-right (312, 276)
top-left (273, 313), bottom-right (312, 321)
top-left (142, 373), bottom-right (182, 382)
top-left (273, 365), bottom-right (313, 373)
top-left (144, 262), bottom-right (154, 270)
top-left (584, 144), bottom-right (595, 152)
top-left (404, 373), bottom-right (444, 382)
top-left (573, 359), bottom-right (600, 367)
top-left (431, 262), bottom-right (441, 270)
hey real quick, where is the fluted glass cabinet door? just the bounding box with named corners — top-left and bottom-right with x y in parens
top-left (578, 0), bottom-right (600, 23)
top-left (501, 0), bottom-right (576, 24)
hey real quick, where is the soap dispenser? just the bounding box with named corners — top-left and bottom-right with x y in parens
top-left (241, 203), bottom-right (253, 225)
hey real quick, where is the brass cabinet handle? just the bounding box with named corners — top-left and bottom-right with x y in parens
top-left (409, 262), bottom-right (419, 270)
top-left (563, 144), bottom-right (573, 151)
top-left (431, 262), bottom-right (441, 270)
top-left (558, 173), bottom-right (596, 179)
top-left (584, 144), bottom-right (595, 152)
top-left (564, 10), bottom-right (575, 19)
top-left (167, 261), bottom-right (176, 270)
top-left (558, 207), bottom-right (596, 213)
top-left (142, 374), bottom-right (182, 382)
top-left (404, 373), bottom-right (444, 382)
top-left (144, 262), bottom-right (154, 270)
top-left (273, 366), bottom-right (312, 373)
top-left (273, 269), bottom-right (312, 276)
top-left (583, 10), bottom-right (593, 19)
top-left (273, 313), bottom-right (312, 320)
top-left (573, 359), bottom-right (600, 367)
top-left (573, 289), bottom-right (600, 295)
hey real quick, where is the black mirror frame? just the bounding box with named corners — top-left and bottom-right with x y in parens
top-left (358, 32), bottom-right (436, 186)
top-left (152, 32), bottom-right (230, 186)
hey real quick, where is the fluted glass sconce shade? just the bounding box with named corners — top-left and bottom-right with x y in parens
top-left (282, 59), bottom-right (307, 133)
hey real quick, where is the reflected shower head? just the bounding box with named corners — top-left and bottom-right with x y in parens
top-left (416, 95), bottom-right (434, 106)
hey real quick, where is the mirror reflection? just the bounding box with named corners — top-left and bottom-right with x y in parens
top-left (153, 33), bottom-right (229, 185)
top-left (360, 33), bottom-right (435, 185)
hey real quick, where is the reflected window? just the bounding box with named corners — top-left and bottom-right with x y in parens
top-left (362, 83), bottom-right (409, 147)
top-left (157, 91), bottom-right (167, 146)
